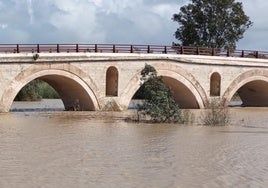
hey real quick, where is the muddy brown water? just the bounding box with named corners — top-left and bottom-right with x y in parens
top-left (0, 99), bottom-right (267, 188)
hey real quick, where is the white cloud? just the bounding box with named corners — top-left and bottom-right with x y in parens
top-left (0, 24), bottom-right (8, 29)
top-left (48, 0), bottom-right (105, 42)
top-left (0, 0), bottom-right (266, 50)
top-left (94, 0), bottom-right (143, 14)
top-left (152, 3), bottom-right (178, 19)
top-left (27, 0), bottom-right (34, 24)
top-left (237, 0), bottom-right (268, 50)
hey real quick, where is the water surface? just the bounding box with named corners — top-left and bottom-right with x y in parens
top-left (0, 100), bottom-right (267, 188)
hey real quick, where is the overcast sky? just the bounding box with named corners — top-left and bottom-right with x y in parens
top-left (0, 0), bottom-right (267, 50)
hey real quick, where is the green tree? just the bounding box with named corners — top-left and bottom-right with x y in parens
top-left (15, 79), bottom-right (59, 101)
top-left (137, 64), bottom-right (181, 123)
top-left (172, 0), bottom-right (252, 49)
top-left (15, 80), bottom-right (42, 101)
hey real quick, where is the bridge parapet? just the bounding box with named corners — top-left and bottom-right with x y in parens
top-left (0, 44), bottom-right (267, 60)
top-left (1, 52), bottom-right (268, 70)
top-left (0, 49), bottom-right (268, 112)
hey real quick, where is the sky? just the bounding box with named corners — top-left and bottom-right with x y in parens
top-left (0, 0), bottom-right (267, 50)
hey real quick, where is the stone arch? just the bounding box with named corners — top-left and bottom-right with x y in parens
top-left (210, 72), bottom-right (221, 96)
top-left (0, 64), bottom-right (100, 112)
top-left (106, 66), bottom-right (119, 96)
top-left (222, 69), bottom-right (268, 107)
top-left (120, 62), bottom-right (207, 109)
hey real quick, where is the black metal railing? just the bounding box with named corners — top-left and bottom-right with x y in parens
top-left (0, 44), bottom-right (267, 59)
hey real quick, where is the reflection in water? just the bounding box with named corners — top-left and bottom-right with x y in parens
top-left (11, 99), bottom-right (65, 112)
top-left (0, 100), bottom-right (267, 188)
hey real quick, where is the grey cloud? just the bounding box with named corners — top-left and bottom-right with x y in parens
top-left (0, 0), bottom-right (266, 50)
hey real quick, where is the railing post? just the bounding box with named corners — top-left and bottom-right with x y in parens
top-left (212, 48), bottom-right (215, 56)
top-left (95, 44), bottom-right (98, 52)
top-left (241, 50), bottom-right (244, 57)
top-left (76, 44), bottom-right (79, 52)
top-left (180, 46), bottom-right (184, 54)
top-left (113, 45), bottom-right (116, 53)
top-left (147, 45), bottom-right (150, 53)
top-left (37, 44), bottom-right (40, 53)
top-left (130, 45), bottom-right (133, 53)
top-left (196, 47), bottom-right (200, 55)
top-left (16, 44), bottom-right (20, 53)
top-left (227, 49), bottom-right (230, 57)
top-left (164, 46), bottom-right (167, 54)
top-left (255, 51), bottom-right (259, 58)
top-left (57, 44), bottom-right (60, 53)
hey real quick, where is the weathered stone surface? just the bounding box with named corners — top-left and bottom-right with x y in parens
top-left (0, 52), bottom-right (268, 112)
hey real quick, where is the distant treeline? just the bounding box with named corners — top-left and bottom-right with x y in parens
top-left (15, 80), bottom-right (59, 101)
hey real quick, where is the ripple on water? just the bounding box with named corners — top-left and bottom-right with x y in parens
top-left (0, 104), bottom-right (268, 188)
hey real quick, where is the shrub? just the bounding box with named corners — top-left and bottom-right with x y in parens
top-left (137, 64), bottom-right (182, 123)
top-left (33, 53), bottom-right (39, 61)
top-left (201, 99), bottom-right (229, 126)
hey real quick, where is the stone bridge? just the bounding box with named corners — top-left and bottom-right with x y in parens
top-left (0, 44), bottom-right (268, 112)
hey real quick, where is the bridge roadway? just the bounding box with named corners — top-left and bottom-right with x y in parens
top-left (0, 44), bottom-right (268, 112)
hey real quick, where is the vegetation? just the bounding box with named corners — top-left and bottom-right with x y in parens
top-left (15, 79), bottom-right (59, 101)
top-left (33, 53), bottom-right (39, 61)
top-left (201, 99), bottom-right (230, 126)
top-left (136, 64), bottom-right (181, 123)
top-left (172, 0), bottom-right (252, 49)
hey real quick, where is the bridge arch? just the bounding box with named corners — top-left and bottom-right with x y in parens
top-left (120, 63), bottom-right (207, 109)
top-left (0, 64), bottom-right (100, 112)
top-left (223, 69), bottom-right (268, 107)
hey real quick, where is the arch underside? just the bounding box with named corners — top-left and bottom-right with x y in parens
top-left (223, 70), bottom-right (268, 107)
top-left (39, 75), bottom-right (95, 110)
top-left (1, 67), bottom-right (100, 112)
top-left (236, 80), bottom-right (268, 107)
top-left (123, 63), bottom-right (207, 110)
top-left (162, 77), bottom-right (199, 109)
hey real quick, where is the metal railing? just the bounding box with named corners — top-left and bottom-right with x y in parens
top-left (0, 44), bottom-right (267, 59)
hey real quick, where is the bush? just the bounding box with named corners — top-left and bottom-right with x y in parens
top-left (137, 64), bottom-right (182, 123)
top-left (33, 53), bottom-right (39, 61)
top-left (201, 99), bottom-right (229, 126)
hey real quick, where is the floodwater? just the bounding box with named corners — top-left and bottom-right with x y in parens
top-left (0, 99), bottom-right (267, 188)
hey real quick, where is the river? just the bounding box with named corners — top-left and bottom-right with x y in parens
top-left (0, 99), bottom-right (267, 188)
